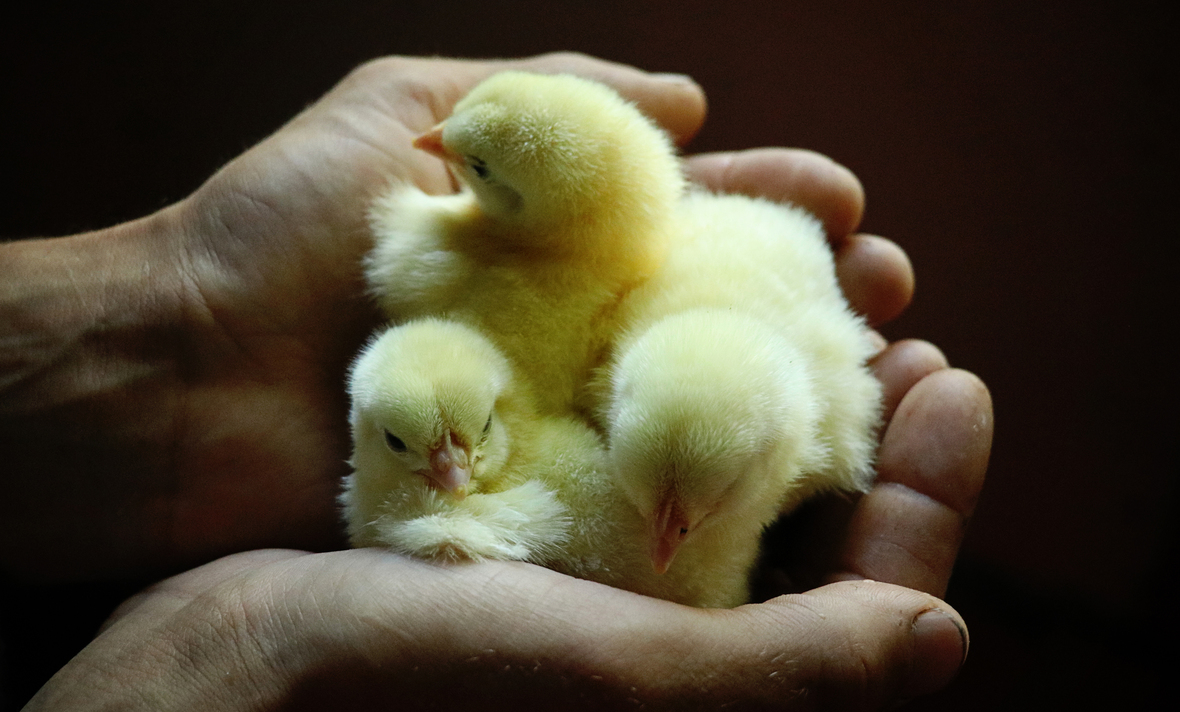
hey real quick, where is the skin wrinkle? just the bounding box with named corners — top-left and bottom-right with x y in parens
top-left (329, 568), bottom-right (430, 657)
top-left (176, 233), bottom-right (258, 379)
top-left (817, 605), bottom-right (896, 711)
top-left (168, 267), bottom-right (221, 546)
top-left (870, 481), bottom-right (957, 526)
top-left (163, 223), bottom-right (340, 556)
top-left (162, 295), bottom-right (194, 566)
top-left (373, 59), bottom-right (472, 128)
top-left (357, 563), bottom-right (544, 691)
top-left (223, 185), bottom-right (291, 242)
top-left (328, 119), bottom-right (427, 196)
top-left (0, 332), bottom-right (78, 410)
top-left (882, 371), bottom-right (990, 517)
top-left (473, 569), bottom-right (603, 661)
top-left (455, 567), bottom-right (668, 701)
top-left (859, 539), bottom-right (943, 594)
top-left (178, 202), bottom-right (303, 376)
top-left (210, 569), bottom-right (324, 707)
top-left (108, 226), bottom-right (193, 567)
top-left (840, 481), bottom-right (966, 595)
top-left (375, 558), bottom-right (488, 651)
top-left (133, 594), bottom-right (249, 710)
top-left (278, 138), bottom-right (376, 231)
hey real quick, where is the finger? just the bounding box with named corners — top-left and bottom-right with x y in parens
top-left (588, 580), bottom-right (967, 709)
top-left (833, 369), bottom-right (993, 597)
top-left (700, 581), bottom-right (968, 706)
top-left (331, 53), bottom-right (705, 198)
top-left (683, 148), bottom-right (865, 239)
top-left (871, 339), bottom-right (950, 421)
top-left (356, 53), bottom-right (707, 145)
top-left (752, 341), bottom-right (953, 596)
top-left (836, 234), bottom-right (915, 326)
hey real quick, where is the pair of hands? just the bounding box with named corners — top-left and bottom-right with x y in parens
top-left (9, 53), bottom-right (992, 710)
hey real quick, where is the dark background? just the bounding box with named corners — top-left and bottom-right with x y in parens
top-left (3, 1), bottom-right (1173, 708)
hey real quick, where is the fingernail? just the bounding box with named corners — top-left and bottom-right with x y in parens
top-left (903, 609), bottom-right (968, 698)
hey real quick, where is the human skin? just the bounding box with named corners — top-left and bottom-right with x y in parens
top-left (2, 52), bottom-right (991, 710)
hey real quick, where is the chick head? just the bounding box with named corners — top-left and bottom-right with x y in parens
top-left (605, 310), bottom-right (819, 574)
top-left (349, 319), bottom-right (514, 499)
top-left (413, 71), bottom-right (683, 250)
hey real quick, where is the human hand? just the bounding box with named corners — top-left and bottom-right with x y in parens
top-left (10, 51), bottom-right (993, 709)
top-left (0, 53), bottom-right (707, 579)
top-left (25, 547), bottom-right (968, 711)
top-left (25, 344), bottom-right (990, 710)
top-left (1, 52), bottom-right (990, 600)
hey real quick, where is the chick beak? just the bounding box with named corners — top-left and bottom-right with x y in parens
top-left (412, 123), bottom-right (463, 164)
top-left (426, 430), bottom-right (472, 499)
top-left (650, 495), bottom-right (692, 575)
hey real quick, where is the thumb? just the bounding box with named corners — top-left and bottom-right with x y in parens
top-left (298, 560), bottom-right (968, 710)
top-left (507, 52), bottom-right (707, 145)
top-left (688, 579), bottom-right (968, 709)
top-left (368, 52), bottom-right (708, 146)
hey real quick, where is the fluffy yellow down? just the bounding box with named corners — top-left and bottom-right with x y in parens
top-left (344, 72), bottom-right (883, 609)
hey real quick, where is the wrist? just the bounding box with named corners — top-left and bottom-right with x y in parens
top-left (0, 208), bottom-right (192, 579)
top-left (2, 212), bottom-right (181, 363)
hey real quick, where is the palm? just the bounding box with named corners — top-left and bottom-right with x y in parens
top-left (157, 67), bottom-right (463, 558)
top-left (151, 57), bottom-right (711, 561)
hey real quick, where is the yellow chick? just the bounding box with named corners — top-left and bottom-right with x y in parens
top-left (344, 317), bottom-right (514, 506)
top-left (591, 191), bottom-right (884, 594)
top-left (342, 316), bottom-right (586, 562)
top-left (364, 71), bottom-right (684, 415)
top-left (341, 318), bottom-right (755, 607)
top-left (532, 416), bottom-right (757, 608)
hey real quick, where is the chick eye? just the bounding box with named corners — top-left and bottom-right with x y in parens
top-left (483, 415), bottom-right (493, 434)
top-left (384, 430), bottom-right (407, 453)
top-left (466, 156), bottom-right (490, 180)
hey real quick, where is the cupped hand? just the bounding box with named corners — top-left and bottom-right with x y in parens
top-left (166, 52), bottom-right (933, 574)
top-left (27, 548), bottom-right (966, 711)
top-left (27, 349), bottom-right (990, 709)
top-left (13, 51), bottom-right (995, 710)
top-left (156, 54), bottom-right (711, 568)
top-left (4, 52), bottom-right (990, 600)
top-left (0, 54), bottom-right (707, 579)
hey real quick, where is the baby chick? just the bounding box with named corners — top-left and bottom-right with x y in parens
top-left (344, 317), bottom-right (513, 506)
top-left (341, 315), bottom-right (756, 607)
top-left (364, 71), bottom-right (684, 415)
top-left (593, 191), bottom-right (884, 593)
top-left (343, 317), bottom-right (589, 563)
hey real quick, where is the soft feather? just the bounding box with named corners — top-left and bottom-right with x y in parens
top-left (339, 313), bottom-right (748, 607)
top-left (591, 190), bottom-right (883, 597)
top-left (343, 317), bottom-right (594, 564)
top-left (347, 73), bottom-right (882, 609)
top-left (365, 71), bottom-right (684, 415)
